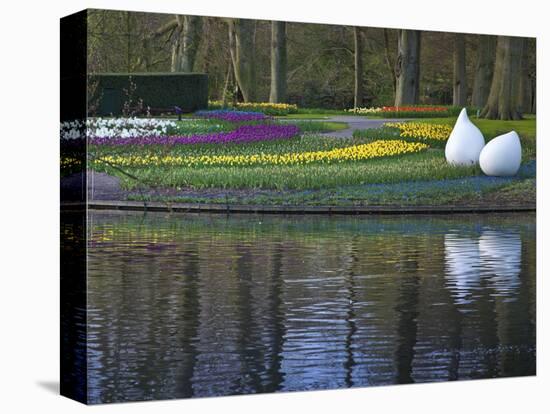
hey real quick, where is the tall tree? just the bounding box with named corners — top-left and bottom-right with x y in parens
top-left (383, 29), bottom-right (397, 93)
top-left (171, 15), bottom-right (202, 72)
top-left (480, 36), bottom-right (524, 120)
top-left (353, 27), bottom-right (364, 108)
top-left (452, 34), bottom-right (467, 106)
top-left (269, 21), bottom-right (287, 103)
top-left (518, 43), bottom-right (533, 114)
top-left (471, 35), bottom-right (496, 108)
top-left (228, 19), bottom-right (257, 102)
top-left (395, 30), bottom-right (421, 106)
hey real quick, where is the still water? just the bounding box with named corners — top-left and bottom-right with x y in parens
top-left (86, 211), bottom-right (536, 403)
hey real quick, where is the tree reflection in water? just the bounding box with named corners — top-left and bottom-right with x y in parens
top-left (86, 212), bottom-right (536, 404)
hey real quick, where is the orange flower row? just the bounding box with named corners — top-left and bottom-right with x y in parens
top-left (381, 106), bottom-right (448, 112)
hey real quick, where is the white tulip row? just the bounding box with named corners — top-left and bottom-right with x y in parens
top-left (60, 117), bottom-right (177, 140)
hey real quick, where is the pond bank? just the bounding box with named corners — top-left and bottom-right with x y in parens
top-left (65, 199), bottom-right (534, 215)
top-left (61, 156), bottom-right (535, 213)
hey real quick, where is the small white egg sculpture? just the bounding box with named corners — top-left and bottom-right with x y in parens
top-left (445, 108), bottom-right (485, 166)
top-left (479, 131), bottom-right (522, 176)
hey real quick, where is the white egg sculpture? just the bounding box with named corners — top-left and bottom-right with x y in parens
top-left (479, 131), bottom-right (522, 176)
top-left (445, 108), bottom-right (485, 166)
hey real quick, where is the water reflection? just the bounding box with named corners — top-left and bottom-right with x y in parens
top-left (86, 212), bottom-right (536, 404)
top-left (479, 231), bottom-right (522, 300)
top-left (444, 234), bottom-right (481, 305)
top-left (445, 231), bottom-right (522, 306)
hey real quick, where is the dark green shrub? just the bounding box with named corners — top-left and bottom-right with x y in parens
top-left (89, 73), bottom-right (208, 116)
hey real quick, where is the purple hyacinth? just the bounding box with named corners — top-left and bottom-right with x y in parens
top-left (89, 123), bottom-right (300, 146)
top-left (195, 109), bottom-right (269, 122)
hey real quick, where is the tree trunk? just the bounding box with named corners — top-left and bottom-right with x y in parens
top-left (471, 35), bottom-right (496, 108)
top-left (395, 30), bottom-right (421, 106)
top-left (228, 19), bottom-right (257, 103)
top-left (383, 29), bottom-right (397, 93)
top-left (353, 26), bottom-right (364, 108)
top-left (171, 15), bottom-right (202, 72)
top-left (221, 55), bottom-right (234, 107)
top-left (531, 80), bottom-right (536, 114)
top-left (453, 34), bottom-right (467, 106)
top-left (269, 21), bottom-right (287, 103)
top-left (518, 46), bottom-right (533, 114)
top-left (480, 36), bottom-right (524, 120)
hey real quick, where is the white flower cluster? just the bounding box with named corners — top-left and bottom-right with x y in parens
top-left (60, 120), bottom-right (85, 140)
top-left (60, 118), bottom-right (177, 140)
top-left (346, 107), bottom-right (383, 114)
top-left (88, 118), bottom-right (176, 138)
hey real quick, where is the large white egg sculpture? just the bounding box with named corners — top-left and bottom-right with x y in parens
top-left (445, 108), bottom-right (485, 166)
top-left (479, 131), bottom-right (522, 176)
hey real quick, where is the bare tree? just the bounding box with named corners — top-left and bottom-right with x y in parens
top-left (452, 34), bottom-right (467, 106)
top-left (383, 29), bottom-right (397, 93)
top-left (395, 30), bottom-right (421, 106)
top-left (480, 36), bottom-right (524, 120)
top-left (353, 27), bottom-right (364, 108)
top-left (518, 42), bottom-right (533, 114)
top-left (269, 21), bottom-right (287, 103)
top-left (228, 19), bottom-right (257, 102)
top-left (171, 15), bottom-right (203, 72)
top-left (471, 35), bottom-right (496, 108)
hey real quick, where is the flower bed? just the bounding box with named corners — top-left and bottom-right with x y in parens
top-left (95, 140), bottom-right (428, 168)
top-left (384, 122), bottom-right (452, 142)
top-left (88, 118), bottom-right (177, 138)
top-left (346, 106), bottom-right (466, 118)
top-left (208, 101), bottom-right (298, 116)
top-left (195, 109), bottom-right (269, 122)
top-left (90, 123), bottom-right (300, 146)
top-left (353, 122), bottom-right (452, 148)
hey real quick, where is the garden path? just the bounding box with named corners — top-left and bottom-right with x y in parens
top-left (319, 116), bottom-right (410, 138)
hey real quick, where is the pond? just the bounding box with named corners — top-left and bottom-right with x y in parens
top-left (83, 211), bottom-right (536, 404)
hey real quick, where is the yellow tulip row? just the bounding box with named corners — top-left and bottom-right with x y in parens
top-left (236, 102), bottom-right (298, 111)
top-left (208, 101), bottom-right (298, 114)
top-left (61, 157), bottom-right (82, 167)
top-left (385, 122), bottom-right (452, 141)
top-left (96, 140), bottom-right (428, 168)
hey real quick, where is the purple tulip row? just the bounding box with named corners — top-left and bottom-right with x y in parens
top-left (194, 109), bottom-right (269, 122)
top-left (89, 123), bottom-right (300, 146)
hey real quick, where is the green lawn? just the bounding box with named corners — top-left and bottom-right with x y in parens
top-left (281, 120), bottom-right (348, 133)
top-left (276, 113), bottom-right (331, 120)
top-left (126, 174), bottom-right (535, 207)
top-left (422, 116), bottom-right (535, 138)
top-left (96, 148), bottom-right (478, 191)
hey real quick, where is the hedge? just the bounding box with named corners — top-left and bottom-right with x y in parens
top-left (89, 72), bottom-right (208, 116)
